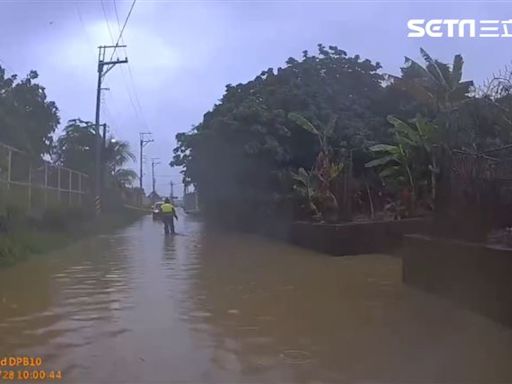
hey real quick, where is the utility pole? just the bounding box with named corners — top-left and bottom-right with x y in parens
top-left (94, 45), bottom-right (127, 214)
top-left (170, 181), bottom-right (174, 200)
top-left (139, 132), bottom-right (153, 203)
top-left (101, 123), bottom-right (108, 192)
top-left (151, 158), bottom-right (160, 194)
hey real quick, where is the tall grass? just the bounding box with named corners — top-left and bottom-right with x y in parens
top-left (0, 193), bottom-right (145, 267)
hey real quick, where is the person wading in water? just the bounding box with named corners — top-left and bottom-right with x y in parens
top-left (160, 198), bottom-right (178, 235)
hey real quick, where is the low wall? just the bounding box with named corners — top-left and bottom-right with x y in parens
top-left (290, 218), bottom-right (430, 256)
top-left (402, 234), bottom-right (512, 326)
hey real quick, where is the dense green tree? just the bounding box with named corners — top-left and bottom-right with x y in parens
top-left (392, 48), bottom-right (474, 115)
top-left (172, 45), bottom-right (392, 224)
top-left (112, 168), bottom-right (138, 189)
top-left (55, 119), bottom-right (135, 187)
top-left (0, 66), bottom-right (59, 157)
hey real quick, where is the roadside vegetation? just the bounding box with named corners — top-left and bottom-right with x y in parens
top-left (0, 65), bottom-right (143, 267)
top-left (172, 45), bottom-right (512, 229)
top-left (0, 205), bottom-right (143, 267)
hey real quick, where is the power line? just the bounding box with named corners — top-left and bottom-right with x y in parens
top-left (97, 0), bottom-right (148, 140)
top-left (110, 0), bottom-right (137, 61)
top-left (112, 0), bottom-right (149, 131)
top-left (102, 99), bottom-right (120, 138)
top-left (125, 64), bottom-right (149, 130)
top-left (112, 0), bottom-right (130, 61)
top-left (100, 0), bottom-right (116, 44)
top-left (113, 0), bottom-right (124, 42)
top-left (74, 3), bottom-right (96, 56)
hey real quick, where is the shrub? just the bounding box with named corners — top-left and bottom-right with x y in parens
top-left (0, 203), bottom-right (26, 233)
top-left (41, 205), bottom-right (93, 231)
top-left (0, 236), bottom-right (26, 266)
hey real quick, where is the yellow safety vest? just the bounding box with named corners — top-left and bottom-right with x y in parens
top-left (161, 203), bottom-right (175, 214)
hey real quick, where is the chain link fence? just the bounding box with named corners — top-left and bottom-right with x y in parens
top-left (0, 142), bottom-right (91, 215)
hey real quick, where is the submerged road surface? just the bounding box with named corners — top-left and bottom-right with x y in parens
top-left (1, 213), bottom-right (512, 383)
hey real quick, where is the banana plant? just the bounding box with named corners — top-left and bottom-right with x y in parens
top-left (288, 112), bottom-right (343, 222)
top-left (288, 112), bottom-right (337, 154)
top-left (391, 48), bottom-right (473, 114)
top-left (366, 142), bottom-right (414, 192)
top-left (365, 114), bottom-right (439, 213)
top-left (291, 167), bottom-right (321, 220)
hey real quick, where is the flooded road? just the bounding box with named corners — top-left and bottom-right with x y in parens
top-left (1, 213), bottom-right (512, 383)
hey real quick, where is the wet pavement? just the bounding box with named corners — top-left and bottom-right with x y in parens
top-left (1, 212), bottom-right (512, 383)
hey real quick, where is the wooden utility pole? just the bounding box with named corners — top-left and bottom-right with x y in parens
top-left (94, 45), bottom-right (127, 214)
top-left (101, 123), bottom-right (108, 193)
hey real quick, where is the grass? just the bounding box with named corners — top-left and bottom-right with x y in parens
top-left (0, 207), bottom-right (146, 268)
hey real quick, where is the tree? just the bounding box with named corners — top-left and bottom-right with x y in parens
top-left (55, 119), bottom-right (135, 186)
top-left (391, 48), bottom-right (474, 115)
top-left (288, 113), bottom-right (343, 222)
top-left (365, 115), bottom-right (439, 215)
top-left (54, 119), bottom-right (96, 175)
top-left (172, 45), bottom-right (389, 224)
top-left (112, 168), bottom-right (138, 189)
top-left (104, 140), bottom-right (135, 173)
top-left (0, 66), bottom-right (60, 157)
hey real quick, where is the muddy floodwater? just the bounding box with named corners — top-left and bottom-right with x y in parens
top-left (1, 213), bottom-right (512, 383)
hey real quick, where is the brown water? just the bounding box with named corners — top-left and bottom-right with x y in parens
top-left (1, 213), bottom-right (512, 383)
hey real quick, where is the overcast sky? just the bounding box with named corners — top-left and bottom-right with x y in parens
top-left (1, 0), bottom-right (512, 196)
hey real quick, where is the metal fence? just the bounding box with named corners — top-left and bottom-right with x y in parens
top-left (0, 142), bottom-right (90, 213)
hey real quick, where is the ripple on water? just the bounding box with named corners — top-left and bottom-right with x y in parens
top-left (189, 310), bottom-right (213, 318)
top-left (68, 314), bottom-right (111, 322)
top-left (280, 350), bottom-right (313, 364)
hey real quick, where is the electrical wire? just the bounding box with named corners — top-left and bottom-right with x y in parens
top-left (102, 99), bottom-right (120, 138)
top-left (74, 3), bottom-right (96, 55)
top-left (100, 0), bottom-right (116, 44)
top-left (112, 0), bottom-right (150, 131)
top-left (110, 0), bottom-right (137, 61)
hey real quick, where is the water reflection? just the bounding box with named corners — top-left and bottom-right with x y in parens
top-left (0, 229), bottom-right (136, 378)
top-left (186, 231), bottom-right (512, 383)
top-left (0, 214), bottom-right (511, 383)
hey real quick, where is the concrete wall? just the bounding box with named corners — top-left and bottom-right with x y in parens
top-left (402, 235), bottom-right (512, 327)
top-left (289, 218), bottom-right (431, 256)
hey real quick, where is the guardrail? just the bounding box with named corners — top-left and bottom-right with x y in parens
top-left (0, 142), bottom-right (90, 212)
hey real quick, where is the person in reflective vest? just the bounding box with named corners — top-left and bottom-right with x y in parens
top-left (160, 198), bottom-right (178, 235)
